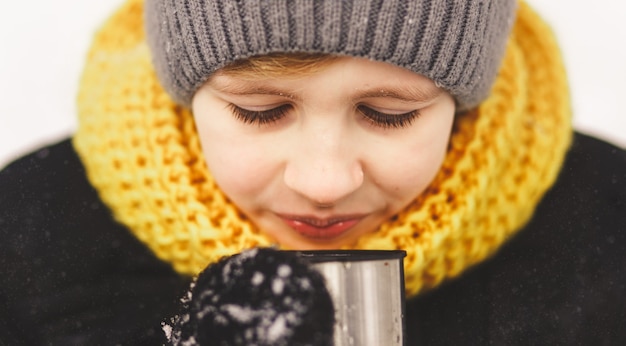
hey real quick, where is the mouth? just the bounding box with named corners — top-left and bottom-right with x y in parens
top-left (278, 214), bottom-right (364, 240)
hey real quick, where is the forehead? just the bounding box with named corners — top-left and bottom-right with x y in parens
top-left (208, 56), bottom-right (444, 103)
top-left (213, 53), bottom-right (340, 80)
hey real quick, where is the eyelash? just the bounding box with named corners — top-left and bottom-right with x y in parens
top-left (228, 104), bottom-right (292, 125)
top-left (228, 104), bottom-right (420, 129)
top-left (357, 106), bottom-right (420, 129)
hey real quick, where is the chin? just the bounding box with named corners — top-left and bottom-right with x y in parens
top-left (267, 227), bottom-right (368, 251)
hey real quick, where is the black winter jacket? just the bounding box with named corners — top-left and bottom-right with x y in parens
top-left (1, 132), bottom-right (625, 345)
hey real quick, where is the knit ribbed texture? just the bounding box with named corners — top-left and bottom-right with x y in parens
top-left (74, 0), bottom-right (571, 296)
top-left (144, 0), bottom-right (517, 110)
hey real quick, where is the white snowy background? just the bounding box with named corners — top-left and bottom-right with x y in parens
top-left (1, 0), bottom-right (625, 168)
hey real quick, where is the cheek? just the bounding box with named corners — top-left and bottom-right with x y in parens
top-left (377, 141), bottom-right (446, 199)
top-left (370, 109), bottom-right (453, 202)
top-left (193, 109), bottom-right (280, 199)
top-left (205, 146), bottom-right (269, 197)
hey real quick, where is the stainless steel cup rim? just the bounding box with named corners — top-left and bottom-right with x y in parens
top-left (288, 249), bottom-right (407, 264)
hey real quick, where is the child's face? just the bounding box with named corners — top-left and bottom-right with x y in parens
top-left (192, 57), bottom-right (455, 250)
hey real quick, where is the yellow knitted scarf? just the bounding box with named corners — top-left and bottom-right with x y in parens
top-left (73, 0), bottom-right (571, 296)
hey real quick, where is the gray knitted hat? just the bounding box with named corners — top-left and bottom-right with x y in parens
top-left (145, 0), bottom-right (517, 110)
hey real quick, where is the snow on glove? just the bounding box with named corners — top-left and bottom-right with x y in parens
top-left (163, 248), bottom-right (335, 346)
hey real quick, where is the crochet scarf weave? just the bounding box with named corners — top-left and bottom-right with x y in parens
top-left (74, 0), bottom-right (571, 296)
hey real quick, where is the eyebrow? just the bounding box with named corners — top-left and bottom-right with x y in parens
top-left (353, 85), bottom-right (443, 103)
top-left (209, 78), bottom-right (443, 103)
top-left (209, 78), bottom-right (301, 101)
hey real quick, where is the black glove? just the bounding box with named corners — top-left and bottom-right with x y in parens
top-left (164, 248), bottom-right (335, 345)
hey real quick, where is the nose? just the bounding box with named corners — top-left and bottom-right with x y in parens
top-left (284, 157), bottom-right (364, 206)
top-left (283, 137), bottom-right (364, 207)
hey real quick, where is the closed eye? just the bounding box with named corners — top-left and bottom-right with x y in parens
top-left (357, 105), bottom-right (420, 129)
top-left (228, 104), bottom-right (292, 125)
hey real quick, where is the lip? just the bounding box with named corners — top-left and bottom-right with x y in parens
top-left (278, 214), bottom-right (364, 240)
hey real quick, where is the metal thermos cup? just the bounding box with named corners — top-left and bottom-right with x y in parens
top-left (296, 250), bottom-right (407, 345)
